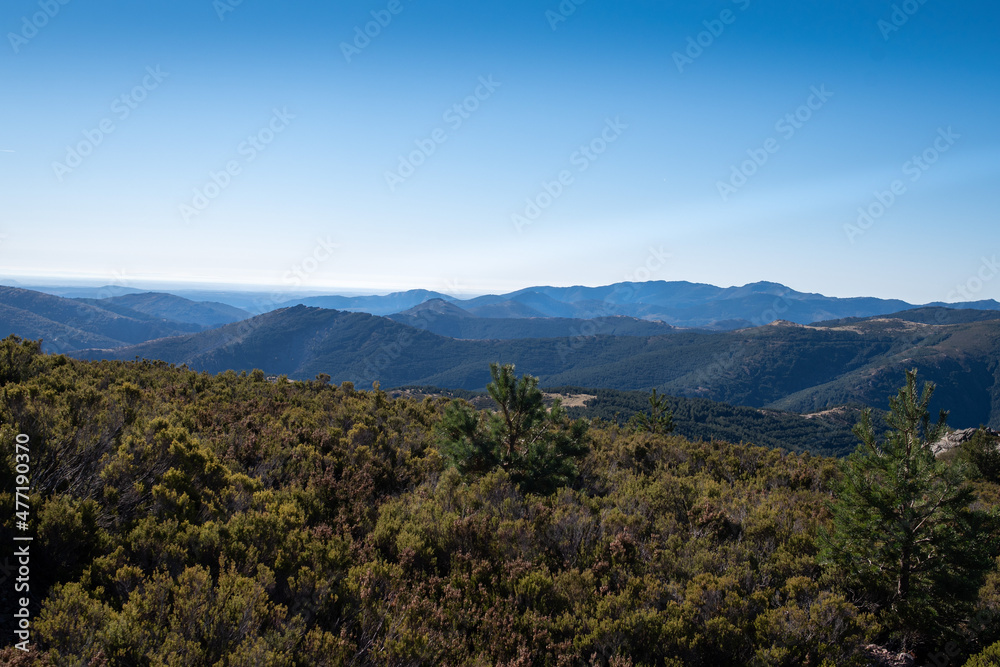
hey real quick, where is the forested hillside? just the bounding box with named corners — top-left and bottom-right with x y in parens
top-left (77, 292), bottom-right (252, 328)
top-left (389, 300), bottom-right (681, 339)
top-left (0, 286), bottom-right (251, 353)
top-left (2, 336), bottom-right (1000, 665)
top-left (558, 386), bottom-right (865, 457)
top-left (76, 307), bottom-right (1000, 429)
top-left (0, 287), bottom-right (202, 351)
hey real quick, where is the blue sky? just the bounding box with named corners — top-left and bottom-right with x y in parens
top-left (1, 0), bottom-right (998, 303)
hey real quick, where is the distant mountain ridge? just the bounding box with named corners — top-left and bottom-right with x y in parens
top-left (270, 280), bottom-right (1000, 330)
top-left (20, 279), bottom-right (1000, 330)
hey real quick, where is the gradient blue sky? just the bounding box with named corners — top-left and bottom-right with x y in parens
top-left (1, 0), bottom-right (998, 303)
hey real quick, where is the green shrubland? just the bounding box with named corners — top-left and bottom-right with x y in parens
top-left (1, 336), bottom-right (998, 665)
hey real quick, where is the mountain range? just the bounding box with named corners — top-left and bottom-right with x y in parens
top-left (4, 280), bottom-right (999, 431)
top-left (14, 279), bottom-right (1000, 329)
top-left (66, 304), bottom-right (1000, 429)
top-left (266, 280), bottom-right (999, 330)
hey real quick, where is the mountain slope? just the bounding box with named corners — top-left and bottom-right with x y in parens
top-left (559, 386), bottom-right (864, 457)
top-left (80, 292), bottom-right (252, 328)
top-left (75, 306), bottom-right (470, 385)
top-left (0, 303), bottom-right (126, 352)
top-left (389, 300), bottom-right (680, 339)
top-left (766, 318), bottom-right (1000, 427)
top-left (392, 315), bottom-right (681, 340)
top-left (0, 286), bottom-right (202, 349)
top-left (465, 300), bottom-right (549, 319)
top-left (813, 306), bottom-right (1000, 327)
top-left (72, 306), bottom-right (1000, 428)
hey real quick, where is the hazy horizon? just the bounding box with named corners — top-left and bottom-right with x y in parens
top-left (3, 273), bottom-right (999, 308)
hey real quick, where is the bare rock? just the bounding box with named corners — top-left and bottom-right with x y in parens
top-left (932, 427), bottom-right (1000, 457)
top-left (863, 645), bottom-right (917, 666)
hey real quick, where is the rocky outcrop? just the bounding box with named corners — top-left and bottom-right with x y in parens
top-left (932, 427), bottom-right (1000, 457)
top-left (863, 645), bottom-right (916, 666)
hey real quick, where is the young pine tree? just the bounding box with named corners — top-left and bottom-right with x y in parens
top-left (627, 388), bottom-right (675, 435)
top-left (437, 362), bottom-right (588, 494)
top-left (820, 369), bottom-right (998, 651)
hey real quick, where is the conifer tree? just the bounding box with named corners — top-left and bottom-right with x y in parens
top-left (438, 362), bottom-right (588, 493)
top-left (821, 369), bottom-right (998, 650)
top-left (628, 388), bottom-right (675, 435)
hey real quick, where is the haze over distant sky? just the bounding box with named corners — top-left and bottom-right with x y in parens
top-left (1, 1), bottom-right (998, 303)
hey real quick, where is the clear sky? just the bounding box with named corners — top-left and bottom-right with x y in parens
top-left (1, 0), bottom-right (998, 303)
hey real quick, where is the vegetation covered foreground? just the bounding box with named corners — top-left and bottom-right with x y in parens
top-left (0, 336), bottom-right (998, 666)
